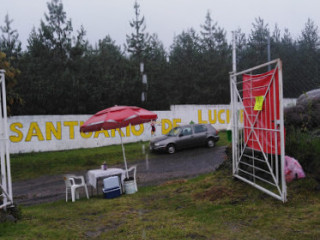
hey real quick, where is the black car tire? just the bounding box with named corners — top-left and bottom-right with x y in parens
top-left (207, 138), bottom-right (215, 148)
top-left (167, 144), bottom-right (176, 154)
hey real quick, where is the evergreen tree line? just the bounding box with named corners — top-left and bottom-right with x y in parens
top-left (0, 0), bottom-right (319, 115)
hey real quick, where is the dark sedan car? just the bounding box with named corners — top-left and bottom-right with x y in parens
top-left (149, 123), bottom-right (219, 154)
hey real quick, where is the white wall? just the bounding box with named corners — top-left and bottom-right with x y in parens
top-left (8, 102), bottom-right (295, 154)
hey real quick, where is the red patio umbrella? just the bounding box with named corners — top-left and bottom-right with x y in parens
top-left (80, 105), bottom-right (157, 178)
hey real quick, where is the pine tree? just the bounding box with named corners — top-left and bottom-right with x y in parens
top-left (0, 14), bottom-right (22, 114)
top-left (0, 14), bottom-right (22, 64)
top-left (169, 28), bottom-right (201, 104)
top-left (0, 52), bottom-right (22, 115)
top-left (126, 0), bottom-right (152, 106)
top-left (17, 0), bottom-right (84, 114)
top-left (126, 0), bottom-right (150, 62)
top-left (42, 0), bottom-right (73, 56)
top-left (200, 11), bottom-right (218, 51)
top-left (247, 17), bottom-right (270, 67)
top-left (297, 18), bottom-right (320, 93)
top-left (199, 11), bottom-right (231, 104)
top-left (144, 33), bottom-right (169, 109)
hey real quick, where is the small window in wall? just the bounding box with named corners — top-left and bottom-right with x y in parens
top-left (194, 124), bottom-right (207, 133)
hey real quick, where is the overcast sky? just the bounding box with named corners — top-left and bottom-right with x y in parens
top-left (0, 0), bottom-right (319, 50)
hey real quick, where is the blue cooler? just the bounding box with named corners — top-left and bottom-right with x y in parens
top-left (102, 176), bottom-right (121, 199)
top-left (103, 187), bottom-right (121, 199)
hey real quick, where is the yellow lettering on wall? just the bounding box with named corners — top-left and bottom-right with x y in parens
top-left (9, 122), bottom-right (23, 142)
top-left (94, 130), bottom-right (109, 138)
top-left (63, 121), bottom-right (78, 139)
top-left (173, 118), bottom-right (181, 128)
top-left (161, 119), bottom-right (172, 135)
top-left (126, 125), bottom-right (131, 137)
top-left (131, 124), bottom-right (144, 136)
top-left (198, 110), bottom-right (208, 124)
top-left (118, 129), bottom-right (125, 137)
top-left (46, 122), bottom-right (61, 140)
top-left (208, 110), bottom-right (217, 124)
top-left (218, 110), bottom-right (226, 124)
top-left (25, 122), bottom-right (45, 142)
top-left (81, 131), bottom-right (93, 138)
top-left (110, 129), bottom-right (116, 137)
top-left (161, 118), bottom-right (182, 135)
top-left (79, 121), bottom-right (93, 138)
top-left (226, 109), bottom-right (230, 123)
top-left (240, 109), bottom-right (244, 123)
top-left (110, 128), bottom-right (125, 137)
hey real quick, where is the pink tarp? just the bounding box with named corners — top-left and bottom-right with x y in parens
top-left (242, 68), bottom-right (284, 154)
top-left (285, 156), bottom-right (306, 183)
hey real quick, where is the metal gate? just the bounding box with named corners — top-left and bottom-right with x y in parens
top-left (230, 59), bottom-right (287, 202)
top-left (0, 70), bottom-right (13, 209)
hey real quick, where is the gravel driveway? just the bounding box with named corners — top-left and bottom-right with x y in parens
top-left (13, 146), bottom-right (226, 206)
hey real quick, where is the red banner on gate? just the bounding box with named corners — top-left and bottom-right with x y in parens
top-left (242, 68), bottom-right (283, 155)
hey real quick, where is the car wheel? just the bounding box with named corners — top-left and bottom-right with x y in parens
top-left (207, 138), bottom-right (215, 148)
top-left (167, 144), bottom-right (176, 154)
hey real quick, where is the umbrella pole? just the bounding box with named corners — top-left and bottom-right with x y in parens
top-left (120, 132), bottom-right (129, 179)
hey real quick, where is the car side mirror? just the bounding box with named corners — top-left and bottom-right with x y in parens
top-left (179, 133), bottom-right (183, 137)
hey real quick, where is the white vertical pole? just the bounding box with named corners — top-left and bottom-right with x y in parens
top-left (230, 74), bottom-right (235, 174)
top-left (278, 60), bottom-right (287, 202)
top-left (0, 71), bottom-right (7, 208)
top-left (119, 130), bottom-right (129, 179)
top-left (273, 64), bottom-right (279, 184)
top-left (2, 72), bottom-right (12, 204)
top-left (0, 143), bottom-right (6, 207)
top-left (231, 31), bottom-right (238, 175)
top-left (267, 33), bottom-right (271, 71)
top-left (0, 69), bottom-right (12, 208)
top-left (232, 31), bottom-right (237, 73)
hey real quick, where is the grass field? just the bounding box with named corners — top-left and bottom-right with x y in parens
top-left (2, 131), bottom-right (320, 239)
top-left (10, 141), bottom-right (154, 181)
top-left (1, 164), bottom-right (320, 239)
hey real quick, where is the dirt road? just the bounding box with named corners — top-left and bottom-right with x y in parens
top-left (13, 146), bottom-right (226, 206)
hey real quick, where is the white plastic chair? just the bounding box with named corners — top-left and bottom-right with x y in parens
top-left (64, 174), bottom-right (89, 202)
top-left (125, 165), bottom-right (138, 193)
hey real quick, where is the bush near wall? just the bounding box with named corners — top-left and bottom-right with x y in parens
top-left (284, 89), bottom-right (320, 182)
top-left (284, 89), bottom-right (320, 132)
top-left (285, 127), bottom-right (320, 179)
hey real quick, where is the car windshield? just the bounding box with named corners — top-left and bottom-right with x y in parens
top-left (167, 127), bottom-right (182, 136)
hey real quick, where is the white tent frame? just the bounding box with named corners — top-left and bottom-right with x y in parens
top-left (0, 70), bottom-right (13, 209)
top-left (230, 41), bottom-right (286, 202)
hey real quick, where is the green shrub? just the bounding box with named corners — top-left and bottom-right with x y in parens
top-left (216, 143), bottom-right (232, 171)
top-left (0, 204), bottom-right (22, 223)
top-left (285, 127), bottom-right (320, 177)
